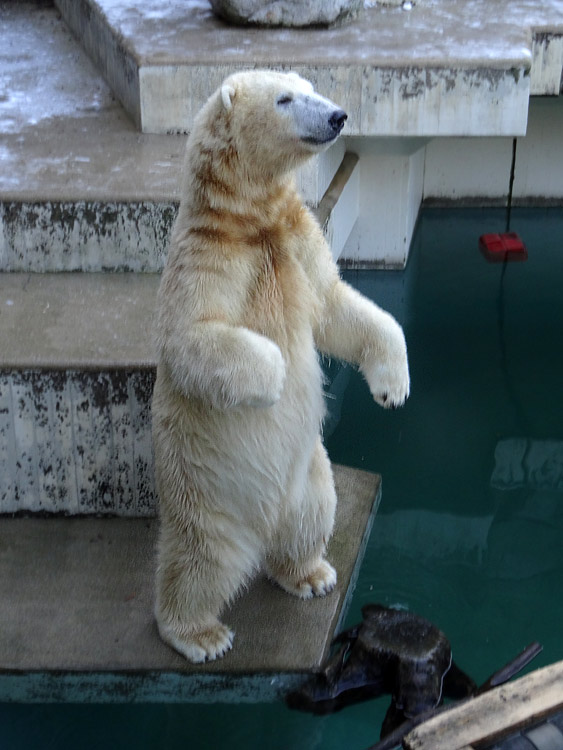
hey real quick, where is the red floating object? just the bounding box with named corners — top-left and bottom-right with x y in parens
top-left (479, 232), bottom-right (528, 262)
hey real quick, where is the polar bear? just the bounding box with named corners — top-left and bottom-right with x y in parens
top-left (152, 70), bottom-right (410, 664)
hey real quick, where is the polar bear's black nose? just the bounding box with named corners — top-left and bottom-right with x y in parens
top-left (329, 109), bottom-right (348, 135)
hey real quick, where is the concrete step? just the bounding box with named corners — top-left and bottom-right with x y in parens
top-left (0, 148), bottom-right (359, 515)
top-left (1, 6), bottom-right (356, 271)
top-left (0, 171), bottom-right (360, 512)
top-left (0, 466), bottom-right (381, 702)
top-left (0, 151), bottom-right (357, 273)
top-left (1, 3), bottom-right (352, 273)
top-left (55, 0), bottom-right (563, 135)
top-left (0, 273), bottom-right (158, 516)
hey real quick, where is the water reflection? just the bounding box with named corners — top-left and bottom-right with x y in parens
top-left (492, 438), bottom-right (563, 491)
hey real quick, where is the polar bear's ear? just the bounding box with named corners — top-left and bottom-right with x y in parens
top-left (221, 83), bottom-right (236, 111)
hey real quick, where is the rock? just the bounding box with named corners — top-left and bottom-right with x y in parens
top-left (208, 0), bottom-right (364, 27)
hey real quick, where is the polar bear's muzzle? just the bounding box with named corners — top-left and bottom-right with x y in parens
top-left (283, 92), bottom-right (348, 147)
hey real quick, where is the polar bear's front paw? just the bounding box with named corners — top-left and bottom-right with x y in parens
top-left (239, 337), bottom-right (286, 408)
top-left (272, 559), bottom-right (337, 600)
top-left (365, 360), bottom-right (410, 410)
top-left (158, 620), bottom-right (234, 664)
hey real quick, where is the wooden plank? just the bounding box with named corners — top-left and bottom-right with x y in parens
top-left (404, 661), bottom-right (563, 750)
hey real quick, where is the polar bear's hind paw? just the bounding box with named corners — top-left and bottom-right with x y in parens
top-left (272, 559), bottom-right (337, 600)
top-left (158, 620), bottom-right (234, 664)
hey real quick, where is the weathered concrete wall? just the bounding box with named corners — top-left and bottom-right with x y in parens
top-left (530, 32), bottom-right (563, 95)
top-left (0, 369), bottom-right (156, 516)
top-left (423, 96), bottom-right (563, 204)
top-left (55, 0), bottom-right (541, 136)
top-left (0, 143), bottom-right (349, 273)
top-left (0, 201), bottom-right (177, 273)
top-left (136, 64), bottom-right (531, 137)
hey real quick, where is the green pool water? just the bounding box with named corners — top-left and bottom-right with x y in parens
top-left (2, 207), bottom-right (563, 749)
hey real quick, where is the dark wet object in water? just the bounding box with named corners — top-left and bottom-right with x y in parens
top-left (287, 604), bottom-right (477, 737)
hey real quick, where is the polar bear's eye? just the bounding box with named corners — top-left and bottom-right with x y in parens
top-left (276, 94), bottom-right (293, 106)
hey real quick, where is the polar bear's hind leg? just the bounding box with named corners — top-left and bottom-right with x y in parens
top-left (266, 439), bottom-right (337, 599)
top-left (155, 499), bottom-right (256, 663)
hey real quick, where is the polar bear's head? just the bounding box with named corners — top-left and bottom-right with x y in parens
top-left (215, 70), bottom-right (347, 174)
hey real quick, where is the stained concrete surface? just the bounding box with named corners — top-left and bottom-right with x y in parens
top-left (0, 2), bottom-right (186, 202)
top-left (0, 273), bottom-right (159, 369)
top-left (0, 465), bottom-right (381, 702)
top-left (0, 273), bottom-right (159, 514)
top-left (0, 200), bottom-right (177, 273)
top-left (0, 368), bottom-right (157, 516)
top-left (0, 3), bottom-right (343, 205)
top-left (55, 0), bottom-right (563, 134)
top-left (57, 0), bottom-right (559, 69)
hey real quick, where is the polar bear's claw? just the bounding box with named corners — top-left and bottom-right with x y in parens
top-left (158, 620), bottom-right (234, 664)
top-left (368, 363), bottom-right (410, 410)
top-left (272, 559), bottom-right (337, 600)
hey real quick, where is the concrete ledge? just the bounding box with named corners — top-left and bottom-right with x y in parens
top-left (0, 274), bottom-right (160, 369)
top-left (0, 5), bottom-right (344, 208)
top-left (55, 0), bottom-right (563, 135)
top-left (0, 369), bottom-right (156, 516)
top-left (0, 201), bottom-right (176, 273)
top-left (0, 145), bottom-right (355, 272)
top-left (0, 465), bottom-right (381, 703)
top-left (531, 32), bottom-right (563, 95)
top-left (0, 273), bottom-right (160, 515)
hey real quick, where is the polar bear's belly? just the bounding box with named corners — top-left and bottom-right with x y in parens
top-left (175, 332), bottom-right (325, 526)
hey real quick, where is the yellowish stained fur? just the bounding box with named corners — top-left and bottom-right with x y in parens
top-left (152, 71), bottom-right (410, 663)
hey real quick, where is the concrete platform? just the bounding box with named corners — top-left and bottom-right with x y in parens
top-left (0, 465), bottom-right (381, 703)
top-left (55, 0), bottom-right (563, 135)
top-left (0, 273), bottom-right (159, 369)
top-left (0, 153), bottom-right (357, 273)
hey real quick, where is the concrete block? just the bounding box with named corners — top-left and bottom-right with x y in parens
top-left (0, 466), bottom-right (381, 702)
top-left (531, 32), bottom-right (563, 95)
top-left (140, 61), bottom-right (531, 137)
top-left (341, 138), bottom-right (427, 268)
top-left (54, 0), bottom-right (540, 136)
top-left (0, 273), bottom-right (160, 515)
top-left (354, 66), bottom-right (530, 138)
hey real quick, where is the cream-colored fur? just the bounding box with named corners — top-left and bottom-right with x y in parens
top-left (152, 70), bottom-right (410, 663)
